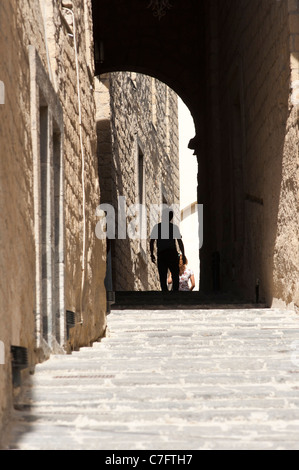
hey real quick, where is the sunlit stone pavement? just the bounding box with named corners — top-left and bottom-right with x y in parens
top-left (6, 306), bottom-right (299, 450)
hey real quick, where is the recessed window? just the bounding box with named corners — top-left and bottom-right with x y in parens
top-left (29, 46), bottom-right (65, 352)
top-left (137, 145), bottom-right (146, 257)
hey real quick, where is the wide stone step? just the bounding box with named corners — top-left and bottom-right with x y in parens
top-left (112, 290), bottom-right (264, 309)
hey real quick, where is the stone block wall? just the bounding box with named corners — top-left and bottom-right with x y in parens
top-left (203, 0), bottom-right (299, 306)
top-left (96, 72), bottom-right (179, 291)
top-left (0, 0), bottom-right (106, 444)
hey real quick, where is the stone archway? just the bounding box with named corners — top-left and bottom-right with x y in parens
top-left (92, 0), bottom-right (299, 307)
top-left (91, 0), bottom-right (205, 144)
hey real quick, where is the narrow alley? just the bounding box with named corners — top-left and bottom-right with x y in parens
top-left (5, 302), bottom-right (299, 450)
top-left (3, 0), bottom-right (299, 454)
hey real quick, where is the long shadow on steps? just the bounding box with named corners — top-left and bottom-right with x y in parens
top-left (111, 291), bottom-right (267, 310)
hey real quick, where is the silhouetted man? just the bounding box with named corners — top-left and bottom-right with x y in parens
top-left (150, 209), bottom-right (186, 291)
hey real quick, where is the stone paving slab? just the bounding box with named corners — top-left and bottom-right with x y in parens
top-left (5, 307), bottom-right (299, 450)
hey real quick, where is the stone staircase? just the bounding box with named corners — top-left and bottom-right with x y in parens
top-left (5, 301), bottom-right (299, 450)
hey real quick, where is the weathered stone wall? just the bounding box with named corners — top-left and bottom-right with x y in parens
top-left (49, 1), bottom-right (106, 348)
top-left (202, 0), bottom-right (299, 306)
top-left (0, 0), bottom-right (106, 444)
top-left (96, 72), bottom-right (179, 291)
top-left (275, 0), bottom-right (299, 309)
top-left (0, 0), bottom-right (46, 443)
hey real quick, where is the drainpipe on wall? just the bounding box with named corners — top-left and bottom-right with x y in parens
top-left (62, 5), bottom-right (86, 323)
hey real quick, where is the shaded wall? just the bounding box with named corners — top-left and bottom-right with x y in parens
top-left (201, 0), bottom-right (299, 306)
